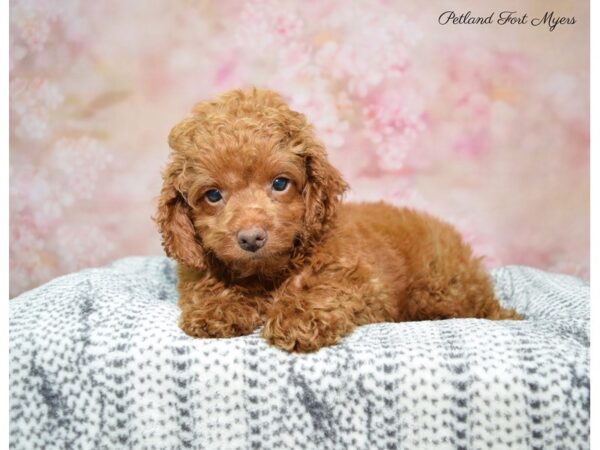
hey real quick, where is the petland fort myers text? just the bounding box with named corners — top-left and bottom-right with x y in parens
top-left (438, 11), bottom-right (576, 32)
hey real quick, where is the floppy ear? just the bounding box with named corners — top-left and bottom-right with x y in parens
top-left (154, 120), bottom-right (206, 270)
top-left (301, 137), bottom-right (348, 241)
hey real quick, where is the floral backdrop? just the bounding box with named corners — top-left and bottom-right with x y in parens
top-left (9, 0), bottom-right (589, 297)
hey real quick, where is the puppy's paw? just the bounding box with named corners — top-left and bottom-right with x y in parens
top-left (179, 301), bottom-right (262, 338)
top-left (179, 310), bottom-right (210, 338)
top-left (262, 307), bottom-right (348, 352)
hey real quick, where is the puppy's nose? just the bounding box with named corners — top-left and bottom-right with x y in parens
top-left (237, 227), bottom-right (268, 252)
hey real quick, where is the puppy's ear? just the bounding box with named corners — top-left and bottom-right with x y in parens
top-left (301, 136), bottom-right (348, 240)
top-left (154, 119), bottom-right (206, 270)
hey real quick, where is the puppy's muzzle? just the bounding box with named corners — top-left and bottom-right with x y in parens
top-left (237, 227), bottom-right (268, 252)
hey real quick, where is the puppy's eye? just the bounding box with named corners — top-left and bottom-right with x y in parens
top-left (205, 189), bottom-right (223, 203)
top-left (272, 177), bottom-right (289, 192)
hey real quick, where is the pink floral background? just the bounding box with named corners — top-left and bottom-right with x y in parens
top-left (9, 0), bottom-right (589, 297)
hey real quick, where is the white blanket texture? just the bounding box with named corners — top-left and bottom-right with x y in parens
top-left (9, 257), bottom-right (590, 449)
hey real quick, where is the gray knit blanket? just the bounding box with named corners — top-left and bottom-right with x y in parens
top-left (9, 257), bottom-right (590, 449)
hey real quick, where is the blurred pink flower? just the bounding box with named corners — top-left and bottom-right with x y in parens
top-left (10, 78), bottom-right (63, 141)
top-left (235, 0), bottom-right (304, 50)
top-left (10, 137), bottom-right (113, 295)
top-left (317, 6), bottom-right (420, 97)
top-left (48, 137), bottom-right (113, 198)
top-left (363, 90), bottom-right (426, 170)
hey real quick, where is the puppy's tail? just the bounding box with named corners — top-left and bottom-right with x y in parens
top-left (489, 307), bottom-right (523, 320)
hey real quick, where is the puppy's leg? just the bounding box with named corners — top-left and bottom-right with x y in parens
top-left (404, 259), bottom-right (522, 321)
top-left (262, 289), bottom-right (356, 352)
top-left (263, 267), bottom-right (398, 352)
top-left (179, 294), bottom-right (264, 338)
top-left (394, 211), bottom-right (522, 322)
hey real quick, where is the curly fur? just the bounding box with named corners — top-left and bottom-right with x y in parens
top-left (155, 88), bottom-right (521, 353)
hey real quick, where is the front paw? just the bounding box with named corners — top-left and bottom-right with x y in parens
top-left (262, 307), bottom-right (349, 352)
top-left (179, 302), bottom-right (262, 338)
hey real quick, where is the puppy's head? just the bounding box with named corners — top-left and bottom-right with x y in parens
top-left (155, 88), bottom-right (347, 277)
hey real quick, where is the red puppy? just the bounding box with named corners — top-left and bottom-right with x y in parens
top-left (155, 88), bottom-right (521, 352)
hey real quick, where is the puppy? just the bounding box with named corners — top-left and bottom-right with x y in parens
top-left (155, 88), bottom-right (521, 352)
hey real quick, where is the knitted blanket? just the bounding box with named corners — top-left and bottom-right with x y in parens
top-left (9, 257), bottom-right (590, 449)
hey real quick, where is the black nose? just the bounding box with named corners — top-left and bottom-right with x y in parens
top-left (237, 227), bottom-right (268, 252)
